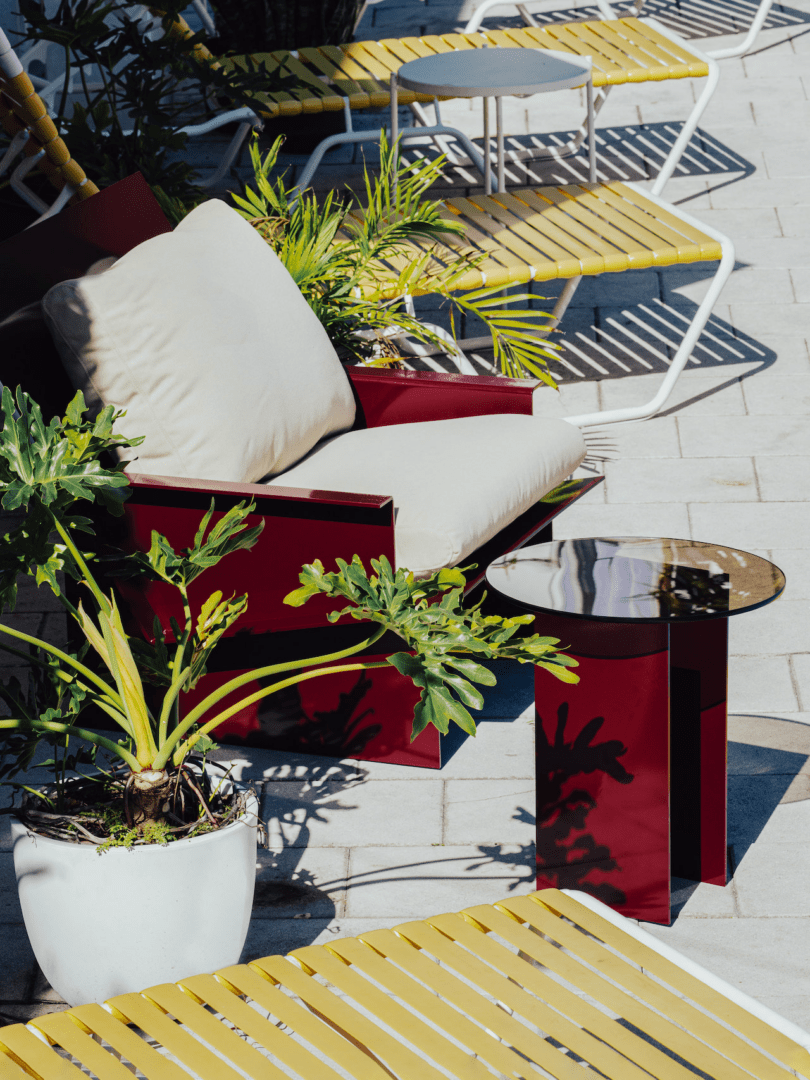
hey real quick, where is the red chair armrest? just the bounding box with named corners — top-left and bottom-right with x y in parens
top-left (113, 473), bottom-right (395, 638)
top-left (346, 367), bottom-right (537, 427)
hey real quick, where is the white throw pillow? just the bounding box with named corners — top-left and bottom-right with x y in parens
top-left (41, 199), bottom-right (356, 483)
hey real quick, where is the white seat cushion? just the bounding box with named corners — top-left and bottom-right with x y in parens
top-left (266, 414), bottom-right (586, 576)
top-left (41, 200), bottom-right (356, 483)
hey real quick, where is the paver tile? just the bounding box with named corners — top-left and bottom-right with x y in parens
top-left (260, 778), bottom-right (442, 850)
top-left (0, 929), bottom-right (36, 1001)
top-left (0, 854), bottom-right (22, 923)
top-left (734, 236), bottom-right (810, 267)
top-left (677, 414), bottom-right (810, 456)
top-left (671, 877), bottom-right (738, 918)
top-left (710, 176), bottom-right (810, 207)
top-left (600, 371), bottom-right (747, 415)
top-left (728, 598), bottom-right (810, 656)
top-left (603, 416), bottom-right (680, 457)
top-left (734, 839), bottom-right (810, 915)
top-left (741, 371), bottom-right (810, 412)
top-left (791, 653), bottom-right (810, 712)
top-left (444, 779), bottom-right (535, 846)
top-left (605, 455), bottom-right (757, 503)
top-left (252, 847), bottom-right (347, 919)
top-left (727, 655), bottom-right (798, 712)
top-left (728, 301), bottom-right (810, 336)
top-left (756, 455), bottom-right (810, 500)
top-left (777, 204), bottom-right (810, 235)
top-left (678, 205), bottom-right (780, 238)
top-left (345, 845), bottom-right (534, 917)
top-left (768, 549), bottom-right (810, 598)
top-left (552, 501), bottom-right (693, 541)
top-left (728, 713), bottom-right (810, 773)
top-left (691, 501), bottom-right (810, 549)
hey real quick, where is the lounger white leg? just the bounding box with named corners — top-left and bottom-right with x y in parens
top-left (562, 183), bottom-right (735, 426)
top-left (706, 0), bottom-right (775, 58)
top-left (646, 24), bottom-right (720, 198)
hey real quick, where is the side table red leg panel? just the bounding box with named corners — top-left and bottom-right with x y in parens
top-left (669, 619), bottom-right (728, 886)
top-left (534, 616), bottom-right (671, 924)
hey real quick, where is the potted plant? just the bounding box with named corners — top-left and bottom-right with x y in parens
top-left (0, 387), bottom-right (578, 1006)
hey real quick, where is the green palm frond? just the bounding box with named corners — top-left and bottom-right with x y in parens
top-left (229, 132), bottom-right (560, 382)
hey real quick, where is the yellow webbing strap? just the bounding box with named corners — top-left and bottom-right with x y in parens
top-left (3, 888), bottom-right (807, 1080)
top-left (195, 17), bottom-right (709, 118)
top-left (348, 181), bottom-right (723, 297)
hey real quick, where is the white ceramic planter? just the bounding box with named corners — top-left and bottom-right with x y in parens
top-left (11, 781), bottom-right (259, 1007)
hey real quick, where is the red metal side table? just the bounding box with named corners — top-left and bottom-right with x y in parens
top-left (486, 537), bottom-right (785, 925)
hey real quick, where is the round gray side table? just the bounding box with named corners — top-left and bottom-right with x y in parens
top-left (391, 47), bottom-right (595, 193)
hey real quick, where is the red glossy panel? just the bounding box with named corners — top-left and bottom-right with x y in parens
top-left (181, 658), bottom-right (439, 767)
top-left (0, 173), bottom-right (171, 318)
top-left (115, 499), bottom-right (395, 639)
top-left (348, 367), bottom-right (535, 427)
top-left (670, 619), bottom-right (728, 886)
top-left (534, 614), bottom-right (671, 924)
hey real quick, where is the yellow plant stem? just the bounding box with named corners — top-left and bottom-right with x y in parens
top-left (152, 625), bottom-right (388, 771)
top-left (175, 661), bottom-right (391, 765)
top-left (0, 621), bottom-right (126, 719)
top-left (0, 718), bottom-right (140, 772)
top-left (51, 517), bottom-right (110, 614)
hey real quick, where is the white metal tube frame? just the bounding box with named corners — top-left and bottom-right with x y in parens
top-left (561, 181), bottom-right (735, 427)
top-left (565, 889), bottom-right (810, 1050)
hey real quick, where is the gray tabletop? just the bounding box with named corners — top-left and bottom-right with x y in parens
top-left (395, 47), bottom-right (592, 98)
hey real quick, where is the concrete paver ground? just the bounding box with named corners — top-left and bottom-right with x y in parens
top-left (1, 0), bottom-right (809, 1038)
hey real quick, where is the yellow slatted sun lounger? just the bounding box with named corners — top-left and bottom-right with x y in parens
top-left (347, 178), bottom-right (733, 425)
top-left (167, 6), bottom-right (718, 199)
top-left (1, 889), bottom-right (808, 1080)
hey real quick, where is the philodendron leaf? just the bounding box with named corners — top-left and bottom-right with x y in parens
top-left (284, 554), bottom-right (579, 741)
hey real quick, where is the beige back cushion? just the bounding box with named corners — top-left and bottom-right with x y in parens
top-left (41, 199), bottom-right (356, 483)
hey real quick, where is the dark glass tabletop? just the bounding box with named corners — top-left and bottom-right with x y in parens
top-left (486, 537), bottom-right (786, 623)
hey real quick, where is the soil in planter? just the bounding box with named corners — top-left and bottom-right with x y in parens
top-left (14, 761), bottom-right (250, 848)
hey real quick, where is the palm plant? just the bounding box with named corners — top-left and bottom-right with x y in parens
top-left (229, 133), bottom-right (560, 383)
top-left (0, 389), bottom-right (578, 837)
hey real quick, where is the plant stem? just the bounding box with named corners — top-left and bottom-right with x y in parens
top-left (174, 661), bottom-right (391, 764)
top-left (0, 718), bottom-right (140, 772)
top-left (152, 625), bottom-right (388, 770)
top-left (0, 622), bottom-right (123, 709)
top-left (50, 516), bottom-right (109, 613)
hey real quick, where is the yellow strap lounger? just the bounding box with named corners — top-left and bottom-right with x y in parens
top-left (352, 178), bottom-right (733, 425)
top-left (467, 0), bottom-right (779, 60)
top-left (172, 5), bottom-right (718, 200)
top-left (1, 889), bottom-right (808, 1080)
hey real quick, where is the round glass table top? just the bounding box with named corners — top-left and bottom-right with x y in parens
top-left (396, 48), bottom-right (591, 99)
top-left (486, 537), bottom-right (786, 623)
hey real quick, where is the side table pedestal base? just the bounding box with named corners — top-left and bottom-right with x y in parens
top-left (534, 614), bottom-right (729, 925)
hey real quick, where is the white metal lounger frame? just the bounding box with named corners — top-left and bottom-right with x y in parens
top-left (394, 181), bottom-right (734, 428)
top-left (467, 0), bottom-right (776, 58)
top-left (559, 181), bottom-right (735, 427)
